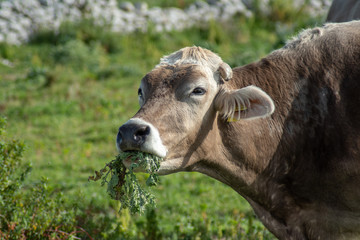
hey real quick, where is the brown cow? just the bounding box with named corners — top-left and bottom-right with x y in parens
top-left (327, 0), bottom-right (360, 22)
top-left (116, 21), bottom-right (360, 240)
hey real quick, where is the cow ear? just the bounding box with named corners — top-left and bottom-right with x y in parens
top-left (218, 62), bottom-right (232, 81)
top-left (215, 85), bottom-right (275, 121)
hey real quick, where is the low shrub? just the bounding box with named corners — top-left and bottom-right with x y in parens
top-left (0, 116), bottom-right (85, 239)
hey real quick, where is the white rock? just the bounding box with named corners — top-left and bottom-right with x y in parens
top-left (0, 0), bottom-right (331, 45)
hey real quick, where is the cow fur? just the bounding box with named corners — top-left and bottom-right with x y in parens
top-left (118, 21), bottom-right (360, 239)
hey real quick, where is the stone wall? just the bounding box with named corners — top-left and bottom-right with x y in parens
top-left (0, 0), bottom-right (332, 45)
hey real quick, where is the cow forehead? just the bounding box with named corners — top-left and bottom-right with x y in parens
top-left (141, 64), bottom-right (214, 91)
top-left (157, 46), bottom-right (223, 70)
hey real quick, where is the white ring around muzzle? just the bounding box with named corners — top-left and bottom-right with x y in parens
top-left (116, 118), bottom-right (167, 158)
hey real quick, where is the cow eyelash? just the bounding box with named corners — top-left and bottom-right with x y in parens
top-left (191, 87), bottom-right (206, 96)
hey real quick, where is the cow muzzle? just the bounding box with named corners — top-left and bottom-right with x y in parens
top-left (116, 118), bottom-right (167, 158)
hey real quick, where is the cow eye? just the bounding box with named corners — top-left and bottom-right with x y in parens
top-left (191, 87), bottom-right (206, 96)
top-left (138, 88), bottom-right (143, 98)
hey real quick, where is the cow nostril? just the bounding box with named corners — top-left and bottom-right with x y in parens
top-left (118, 122), bottom-right (152, 151)
top-left (134, 126), bottom-right (150, 141)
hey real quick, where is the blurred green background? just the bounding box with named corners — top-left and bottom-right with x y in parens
top-left (0, 0), bottom-right (326, 239)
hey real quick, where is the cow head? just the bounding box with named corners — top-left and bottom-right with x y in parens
top-left (116, 46), bottom-right (274, 175)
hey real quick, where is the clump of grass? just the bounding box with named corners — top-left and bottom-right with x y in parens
top-left (89, 151), bottom-right (162, 214)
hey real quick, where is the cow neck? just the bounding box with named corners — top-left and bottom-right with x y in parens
top-left (213, 55), bottom-right (312, 237)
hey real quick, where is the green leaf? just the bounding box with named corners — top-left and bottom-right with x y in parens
top-left (89, 151), bottom-right (163, 214)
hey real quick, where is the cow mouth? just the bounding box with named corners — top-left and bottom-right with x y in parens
top-left (120, 150), bottom-right (182, 175)
top-left (120, 150), bottom-right (164, 172)
top-left (121, 151), bottom-right (138, 168)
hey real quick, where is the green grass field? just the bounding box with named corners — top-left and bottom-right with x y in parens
top-left (0, 1), bottom-right (325, 239)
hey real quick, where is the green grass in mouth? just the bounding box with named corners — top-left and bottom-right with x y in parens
top-left (89, 151), bottom-right (163, 214)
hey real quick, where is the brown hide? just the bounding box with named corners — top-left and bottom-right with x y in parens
top-left (117, 22), bottom-right (360, 239)
top-left (218, 23), bottom-right (360, 239)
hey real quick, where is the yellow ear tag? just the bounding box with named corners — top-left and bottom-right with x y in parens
top-left (227, 105), bottom-right (247, 122)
